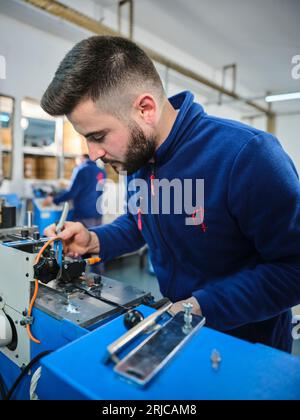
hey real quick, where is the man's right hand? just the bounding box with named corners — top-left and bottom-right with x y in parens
top-left (44, 222), bottom-right (100, 258)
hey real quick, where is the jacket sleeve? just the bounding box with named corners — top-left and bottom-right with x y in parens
top-left (53, 167), bottom-right (84, 205)
top-left (193, 133), bottom-right (300, 331)
top-left (89, 212), bottom-right (146, 261)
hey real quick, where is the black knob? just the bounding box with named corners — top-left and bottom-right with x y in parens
top-left (93, 275), bottom-right (102, 285)
top-left (21, 229), bottom-right (29, 239)
top-left (33, 232), bottom-right (40, 241)
top-left (124, 310), bottom-right (144, 330)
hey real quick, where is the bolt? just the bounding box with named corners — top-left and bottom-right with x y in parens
top-left (183, 302), bottom-right (193, 314)
top-left (182, 302), bottom-right (193, 335)
top-left (211, 349), bottom-right (222, 371)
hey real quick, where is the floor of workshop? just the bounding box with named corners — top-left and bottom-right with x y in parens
top-left (104, 253), bottom-right (162, 301)
top-left (104, 254), bottom-right (300, 357)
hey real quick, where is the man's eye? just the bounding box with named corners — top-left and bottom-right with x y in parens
top-left (92, 135), bottom-right (105, 143)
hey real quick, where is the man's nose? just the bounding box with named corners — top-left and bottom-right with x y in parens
top-left (89, 146), bottom-right (106, 161)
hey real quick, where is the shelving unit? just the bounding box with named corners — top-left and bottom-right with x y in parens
top-left (20, 99), bottom-right (89, 182)
top-left (62, 119), bottom-right (88, 180)
top-left (0, 95), bottom-right (14, 180)
top-left (1, 97), bottom-right (115, 186)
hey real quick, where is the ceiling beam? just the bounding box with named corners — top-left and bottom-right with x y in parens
top-left (23, 0), bottom-right (274, 118)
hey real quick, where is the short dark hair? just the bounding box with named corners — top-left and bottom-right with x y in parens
top-left (41, 36), bottom-right (164, 116)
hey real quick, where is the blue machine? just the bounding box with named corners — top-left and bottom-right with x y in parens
top-left (32, 198), bottom-right (73, 235)
top-left (0, 229), bottom-right (300, 400)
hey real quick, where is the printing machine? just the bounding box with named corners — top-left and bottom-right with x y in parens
top-left (0, 202), bottom-right (300, 400)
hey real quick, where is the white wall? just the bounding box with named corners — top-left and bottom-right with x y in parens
top-left (277, 114), bottom-right (300, 174)
top-left (0, 13), bottom-right (76, 195)
top-left (0, 7), bottom-right (245, 196)
top-left (0, 1), bottom-right (298, 194)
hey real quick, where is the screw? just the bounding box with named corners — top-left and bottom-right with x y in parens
top-left (211, 349), bottom-right (222, 371)
top-left (183, 302), bottom-right (193, 313)
top-left (182, 302), bottom-right (193, 334)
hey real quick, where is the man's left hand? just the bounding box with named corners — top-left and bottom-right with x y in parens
top-left (169, 297), bottom-right (202, 316)
top-left (42, 196), bottom-right (54, 207)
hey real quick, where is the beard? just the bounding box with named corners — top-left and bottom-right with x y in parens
top-left (102, 122), bottom-right (157, 175)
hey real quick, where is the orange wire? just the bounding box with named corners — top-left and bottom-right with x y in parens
top-left (27, 237), bottom-right (63, 345)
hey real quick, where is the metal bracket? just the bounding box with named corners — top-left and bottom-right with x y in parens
top-left (104, 302), bottom-right (172, 364)
top-left (115, 312), bottom-right (206, 386)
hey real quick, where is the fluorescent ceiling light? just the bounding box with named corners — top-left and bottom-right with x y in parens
top-left (265, 92), bottom-right (300, 103)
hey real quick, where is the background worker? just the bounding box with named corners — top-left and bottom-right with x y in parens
top-left (43, 154), bottom-right (106, 228)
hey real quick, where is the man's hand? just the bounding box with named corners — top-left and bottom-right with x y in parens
top-left (169, 297), bottom-right (202, 316)
top-left (42, 196), bottom-right (54, 207)
top-left (44, 221), bottom-right (100, 257)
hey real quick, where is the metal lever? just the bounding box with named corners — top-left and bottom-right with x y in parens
top-left (104, 301), bottom-right (172, 364)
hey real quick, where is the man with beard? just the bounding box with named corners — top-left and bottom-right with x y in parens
top-left (42, 36), bottom-right (300, 352)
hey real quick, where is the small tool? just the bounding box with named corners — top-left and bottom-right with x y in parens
top-left (55, 202), bottom-right (69, 267)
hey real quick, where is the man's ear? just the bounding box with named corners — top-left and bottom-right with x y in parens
top-left (133, 94), bottom-right (157, 125)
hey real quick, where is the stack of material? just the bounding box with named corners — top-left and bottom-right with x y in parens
top-left (37, 156), bottom-right (57, 180)
top-left (24, 155), bottom-right (57, 180)
top-left (0, 127), bottom-right (12, 148)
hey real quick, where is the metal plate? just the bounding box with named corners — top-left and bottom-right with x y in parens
top-left (115, 312), bottom-right (205, 386)
top-left (35, 277), bottom-right (151, 329)
top-left (75, 276), bottom-right (151, 308)
top-left (35, 284), bottom-right (119, 328)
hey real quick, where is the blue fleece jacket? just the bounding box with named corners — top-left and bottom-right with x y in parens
top-left (91, 91), bottom-right (300, 352)
top-left (54, 160), bottom-right (106, 220)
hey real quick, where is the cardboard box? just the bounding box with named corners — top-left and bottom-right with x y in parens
top-left (37, 157), bottom-right (57, 180)
top-left (24, 156), bottom-right (37, 179)
top-left (64, 158), bottom-right (76, 180)
top-left (0, 128), bottom-right (12, 148)
top-left (2, 152), bottom-right (12, 179)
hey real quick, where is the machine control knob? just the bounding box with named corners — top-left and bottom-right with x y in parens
top-left (124, 309), bottom-right (144, 330)
top-left (33, 232), bottom-right (40, 241)
top-left (21, 229), bottom-right (29, 239)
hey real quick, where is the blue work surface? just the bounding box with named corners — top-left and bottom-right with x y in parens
top-left (38, 306), bottom-right (300, 400)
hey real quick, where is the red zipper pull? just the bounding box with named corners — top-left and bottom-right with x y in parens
top-left (201, 223), bottom-right (207, 233)
top-left (150, 174), bottom-right (156, 197)
top-left (138, 196), bottom-right (143, 231)
top-left (138, 207), bottom-right (142, 231)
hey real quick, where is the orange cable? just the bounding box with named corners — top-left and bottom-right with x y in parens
top-left (26, 237), bottom-right (63, 345)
